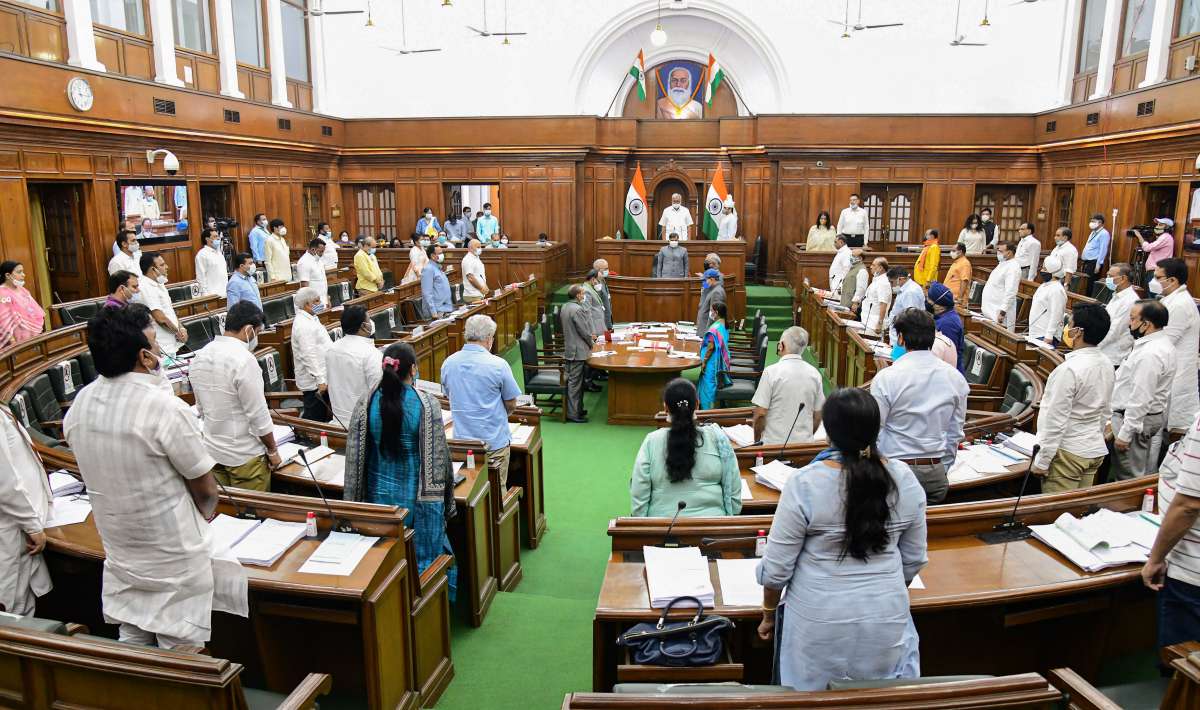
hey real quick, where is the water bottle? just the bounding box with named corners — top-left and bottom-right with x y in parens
top-left (755, 529), bottom-right (767, 557)
top-left (1142, 488), bottom-right (1156, 513)
top-left (305, 511), bottom-right (318, 538)
top-left (320, 431), bottom-right (329, 449)
top-left (467, 449), bottom-right (476, 469)
top-left (755, 454), bottom-right (764, 468)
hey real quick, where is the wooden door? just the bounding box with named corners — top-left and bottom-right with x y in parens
top-left (1054, 186), bottom-right (1075, 230)
top-left (974, 186), bottom-right (1032, 242)
top-left (35, 183), bottom-right (88, 302)
top-left (302, 184), bottom-right (323, 239)
top-left (861, 184), bottom-right (922, 244)
top-left (1145, 184), bottom-right (1177, 223)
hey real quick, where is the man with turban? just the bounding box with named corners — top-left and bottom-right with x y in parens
top-left (928, 281), bottom-right (964, 373)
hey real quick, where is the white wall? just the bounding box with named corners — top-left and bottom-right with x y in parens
top-left (320, 0), bottom-right (1070, 118)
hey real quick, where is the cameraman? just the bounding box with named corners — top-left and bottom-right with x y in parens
top-left (205, 215), bottom-right (238, 270)
top-left (1138, 218), bottom-right (1176, 289)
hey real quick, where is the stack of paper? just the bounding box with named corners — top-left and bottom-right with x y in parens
top-left (1030, 510), bottom-right (1156, 572)
top-left (230, 519), bottom-right (307, 567)
top-left (1024, 336), bottom-right (1055, 350)
top-left (591, 350), bottom-right (618, 357)
top-left (667, 350), bottom-right (699, 360)
top-left (45, 495), bottom-right (92, 528)
top-left (843, 320), bottom-right (866, 331)
top-left (956, 445), bottom-right (1022, 474)
top-left (208, 514), bottom-right (262, 552)
top-left (946, 458), bottom-right (985, 484)
top-left (676, 334), bottom-right (703, 342)
top-left (715, 558), bottom-right (763, 606)
top-left (871, 343), bottom-right (894, 359)
top-left (998, 431), bottom-right (1038, 457)
top-left (636, 339), bottom-right (671, 351)
top-left (48, 471), bottom-right (84, 497)
top-left (509, 424), bottom-right (535, 446)
top-left (307, 454), bottom-right (346, 486)
top-left (298, 531), bottom-right (378, 576)
top-left (751, 459), bottom-right (803, 491)
top-left (643, 546), bottom-right (715, 608)
top-left (277, 443), bottom-right (335, 467)
top-left (722, 424), bottom-right (756, 448)
top-left (272, 424), bottom-right (296, 446)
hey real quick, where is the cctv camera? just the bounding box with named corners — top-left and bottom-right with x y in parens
top-left (146, 148), bottom-right (180, 176)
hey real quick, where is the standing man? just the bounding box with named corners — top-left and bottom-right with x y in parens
top-left (751, 326), bottom-right (825, 446)
top-left (475, 203), bottom-right (500, 243)
top-left (1048, 227), bottom-right (1079, 275)
top-left (1033, 303), bottom-right (1114, 493)
top-left (559, 286), bottom-right (593, 424)
top-left (944, 243), bottom-right (973, 306)
top-left (108, 229), bottom-right (140, 276)
top-left (1139, 219), bottom-right (1177, 287)
top-left (870, 309), bottom-right (969, 504)
top-left (441, 315), bottom-right (522, 483)
top-left (654, 233), bottom-right (689, 278)
top-left (296, 238), bottom-right (329, 305)
top-left (581, 270), bottom-right (606, 393)
top-left (696, 269), bottom-right (726, 334)
top-left (1097, 262), bottom-right (1138, 367)
top-left (325, 306), bottom-right (382, 427)
top-left (592, 258), bottom-right (613, 332)
top-left (1014, 221), bottom-right (1042, 280)
top-left (316, 222), bottom-right (338, 270)
top-left (189, 301), bottom-right (280, 492)
top-left (979, 207), bottom-right (997, 248)
top-left (717, 197), bottom-right (738, 240)
top-left (1110, 299), bottom-right (1174, 479)
top-left (462, 206), bottom-right (476, 238)
top-left (132, 253), bottom-right (187, 357)
top-left (226, 253), bottom-right (262, 310)
top-left (64, 305), bottom-right (244, 649)
top-left (421, 244), bottom-right (453, 318)
top-left (1028, 256), bottom-right (1067, 343)
top-left (0, 406), bottom-right (51, 616)
top-left (658, 193), bottom-right (694, 241)
top-left (912, 229), bottom-right (940, 287)
top-left (247, 213), bottom-right (270, 263)
top-left (263, 219), bottom-right (291, 283)
top-left (415, 207), bottom-right (441, 239)
top-left (461, 238), bottom-right (489, 303)
top-left (838, 249), bottom-right (868, 315)
top-left (827, 235), bottom-right (851, 293)
top-left (354, 237), bottom-right (385, 296)
top-left (836, 193), bottom-right (869, 248)
top-left (1158, 259), bottom-right (1200, 433)
top-left (194, 227), bottom-right (228, 298)
top-left (291, 287), bottom-right (333, 422)
top-left (1080, 214), bottom-right (1111, 291)
top-left (885, 266), bottom-right (925, 343)
top-left (981, 241), bottom-right (1022, 330)
top-left (105, 270), bottom-right (139, 309)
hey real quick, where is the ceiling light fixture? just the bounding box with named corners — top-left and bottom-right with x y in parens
top-left (650, 0), bottom-right (667, 46)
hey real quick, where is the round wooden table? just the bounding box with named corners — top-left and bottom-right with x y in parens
top-left (588, 329), bottom-right (703, 426)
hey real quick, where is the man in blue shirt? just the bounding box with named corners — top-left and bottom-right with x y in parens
top-left (475, 202), bottom-right (500, 242)
top-left (226, 253), bottom-right (262, 309)
top-left (885, 266), bottom-right (926, 343)
top-left (247, 213), bottom-right (269, 262)
top-left (1080, 213), bottom-right (1111, 292)
top-left (441, 314), bottom-right (521, 487)
top-left (421, 244), bottom-right (453, 318)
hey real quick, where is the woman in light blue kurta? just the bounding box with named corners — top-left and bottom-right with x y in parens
top-left (756, 387), bottom-right (927, 690)
top-left (697, 301), bottom-right (730, 409)
top-left (630, 378), bottom-right (742, 517)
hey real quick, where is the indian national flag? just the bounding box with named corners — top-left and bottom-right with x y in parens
top-left (701, 164), bottom-right (728, 240)
top-left (704, 53), bottom-right (724, 107)
top-left (623, 163), bottom-right (648, 240)
top-left (628, 50), bottom-right (646, 101)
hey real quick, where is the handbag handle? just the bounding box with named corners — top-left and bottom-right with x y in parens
top-left (657, 637), bottom-right (700, 659)
top-left (656, 595), bottom-right (704, 630)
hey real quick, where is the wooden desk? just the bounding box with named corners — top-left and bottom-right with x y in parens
top-left (588, 330), bottom-right (702, 425)
top-left (606, 274), bottom-right (744, 324)
top-left (594, 239), bottom-right (746, 282)
top-left (785, 245), bottom-right (921, 292)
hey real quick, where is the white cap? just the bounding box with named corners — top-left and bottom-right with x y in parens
top-left (1042, 255), bottom-right (1064, 277)
top-left (1154, 217), bottom-right (1175, 228)
top-left (723, 195), bottom-right (735, 209)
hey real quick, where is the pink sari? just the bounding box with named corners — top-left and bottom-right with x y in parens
top-left (0, 286), bottom-right (45, 349)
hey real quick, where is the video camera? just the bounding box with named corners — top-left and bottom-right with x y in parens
top-left (212, 217), bottom-right (238, 232)
top-left (1124, 224), bottom-right (1154, 240)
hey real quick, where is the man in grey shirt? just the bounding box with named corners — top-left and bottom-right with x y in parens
top-left (581, 270), bottom-right (606, 392)
top-left (560, 285), bottom-right (594, 423)
top-left (696, 268), bottom-right (725, 333)
top-left (654, 233), bottom-right (689, 278)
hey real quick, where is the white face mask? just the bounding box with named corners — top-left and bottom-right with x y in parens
top-left (997, 254), bottom-right (1006, 263)
top-left (278, 227), bottom-right (287, 237)
top-left (1089, 221), bottom-right (1100, 230)
top-left (424, 213), bottom-right (432, 220)
top-left (246, 264), bottom-right (257, 275)
top-left (437, 253), bottom-right (445, 263)
top-left (156, 273), bottom-right (168, 285)
top-left (981, 214), bottom-right (991, 222)
top-left (672, 204), bottom-right (681, 210)
top-left (483, 209), bottom-right (492, 216)
top-left (1149, 277), bottom-right (1163, 295)
top-left (669, 241), bottom-right (678, 248)
top-left (247, 331), bottom-right (259, 351)
top-left (11, 279), bottom-right (24, 289)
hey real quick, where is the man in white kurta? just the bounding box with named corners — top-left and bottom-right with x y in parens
top-left (827, 236), bottom-right (851, 292)
top-left (1049, 228), bottom-right (1080, 274)
top-left (1027, 256), bottom-right (1067, 342)
top-left (0, 408), bottom-right (51, 615)
top-left (1158, 259), bottom-right (1200, 431)
top-left (317, 223), bottom-right (338, 270)
top-left (1097, 263), bottom-right (1138, 367)
top-left (295, 239), bottom-right (329, 305)
top-left (325, 306), bottom-right (383, 426)
top-left (1013, 222), bottom-right (1042, 280)
top-left (64, 305), bottom-right (246, 647)
top-left (131, 255), bottom-right (185, 356)
top-left (194, 228), bottom-right (228, 298)
top-left (108, 231), bottom-right (141, 276)
top-left (981, 243), bottom-right (1022, 330)
top-left (717, 198), bottom-right (738, 240)
top-left (658, 194), bottom-right (694, 240)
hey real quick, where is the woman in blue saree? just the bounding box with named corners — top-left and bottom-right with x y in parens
top-left (697, 300), bottom-right (730, 409)
top-left (343, 342), bottom-right (457, 599)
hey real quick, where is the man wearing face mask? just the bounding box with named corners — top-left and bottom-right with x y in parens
top-left (1097, 262), bottom-right (1138, 366)
top-left (296, 238), bottom-right (329, 306)
top-left (1157, 259), bottom-right (1200, 433)
top-left (838, 249), bottom-right (868, 315)
top-left (592, 258), bottom-right (613, 331)
top-left (263, 219), bottom-right (291, 284)
top-left (131, 253), bottom-right (186, 356)
top-left (981, 242), bottom-right (1022, 330)
top-left (354, 237), bottom-right (385, 296)
top-left (226, 253), bottom-right (262, 310)
top-left (461, 238), bottom-right (489, 303)
top-left (1028, 256), bottom-right (1068, 343)
top-left (325, 306), bottom-right (383, 427)
top-left (316, 222), bottom-right (338, 270)
top-left (944, 243), bottom-right (973, 306)
top-left (1080, 214), bottom-right (1110, 291)
top-left (1140, 218), bottom-right (1177, 288)
top-left (1014, 222), bottom-right (1042, 281)
top-left (108, 229), bottom-right (141, 276)
top-left (461, 206), bottom-right (476, 238)
top-left (979, 207), bottom-right (997, 248)
top-left (476, 203), bottom-right (500, 243)
top-left (827, 235), bottom-right (851, 292)
top-left (696, 268), bottom-right (726, 334)
top-left (445, 212), bottom-right (467, 246)
top-left (1109, 299), bottom-right (1174, 479)
top-left (558, 286), bottom-right (593, 423)
top-left (194, 227), bottom-right (229, 299)
top-left (885, 267), bottom-right (925, 344)
top-left (105, 270), bottom-right (139, 309)
top-left (291, 286), bottom-right (334, 422)
top-left (422, 244), bottom-right (453, 318)
top-left (658, 193), bottom-right (694, 241)
top-left (248, 213), bottom-right (269, 263)
top-left (1048, 227), bottom-right (1079, 275)
top-left (189, 301), bottom-right (280, 492)
top-left (654, 233), bottom-right (689, 278)
top-left (860, 257), bottom-right (891, 336)
top-left (403, 233), bottom-right (429, 285)
top-left (836, 194), bottom-right (868, 248)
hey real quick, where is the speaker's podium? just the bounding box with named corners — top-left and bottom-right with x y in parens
top-left (595, 238), bottom-right (746, 323)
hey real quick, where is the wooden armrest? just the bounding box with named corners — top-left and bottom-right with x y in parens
top-left (265, 391), bottom-right (305, 402)
top-left (272, 407), bottom-right (301, 416)
top-left (1046, 668), bottom-right (1122, 710)
top-left (64, 623), bottom-right (89, 635)
top-left (418, 553), bottom-right (455, 593)
top-left (275, 672), bottom-right (334, 710)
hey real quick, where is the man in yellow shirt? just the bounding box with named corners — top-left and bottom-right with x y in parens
top-left (263, 219), bottom-right (292, 283)
top-left (943, 242), bottom-right (973, 306)
top-left (354, 237), bottom-right (385, 295)
top-left (913, 228), bottom-right (941, 287)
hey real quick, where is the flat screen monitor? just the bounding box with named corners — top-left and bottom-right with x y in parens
top-left (117, 181), bottom-right (188, 244)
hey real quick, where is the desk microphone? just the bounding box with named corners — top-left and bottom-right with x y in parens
top-left (297, 448), bottom-right (353, 533)
top-left (778, 403), bottom-right (806, 461)
top-left (977, 443), bottom-right (1040, 545)
top-left (660, 501), bottom-right (687, 548)
top-left (213, 476), bottom-right (257, 520)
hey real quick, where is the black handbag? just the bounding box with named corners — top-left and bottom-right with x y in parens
top-left (615, 596), bottom-right (733, 667)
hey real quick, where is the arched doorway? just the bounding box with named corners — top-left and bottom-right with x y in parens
top-left (651, 178), bottom-right (693, 240)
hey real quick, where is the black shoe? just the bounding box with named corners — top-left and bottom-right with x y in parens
top-left (585, 383), bottom-right (602, 392)
top-left (567, 416), bottom-right (589, 423)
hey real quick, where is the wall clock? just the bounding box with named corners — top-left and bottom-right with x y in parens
top-left (67, 77), bottom-right (94, 112)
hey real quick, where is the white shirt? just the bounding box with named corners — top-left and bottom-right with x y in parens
top-left (658, 205), bottom-right (694, 240)
top-left (461, 251), bottom-right (487, 298)
top-left (751, 354), bottom-right (825, 446)
top-left (325, 335), bottom-right (384, 426)
top-left (836, 205), bottom-right (868, 236)
top-left (194, 245), bottom-right (227, 299)
top-left (1163, 287), bottom-right (1200, 430)
top-left (1048, 240), bottom-right (1079, 274)
top-left (1112, 330), bottom-right (1175, 441)
top-left (63, 372), bottom-right (246, 641)
top-left (871, 350), bottom-right (969, 460)
top-left (0, 409), bottom-right (51, 615)
top-left (1097, 286), bottom-right (1138, 366)
top-left (318, 233), bottom-right (338, 269)
top-left (132, 277), bottom-right (181, 355)
top-left (189, 336), bottom-right (274, 467)
top-left (1015, 235), bottom-right (1042, 280)
top-left (108, 250), bottom-right (139, 276)
top-left (1034, 347), bottom-right (1114, 468)
top-left (959, 229), bottom-right (987, 255)
top-left (860, 273), bottom-right (892, 334)
top-left (296, 252), bottom-right (328, 304)
top-left (717, 212), bottom-right (738, 240)
top-left (828, 245), bottom-right (852, 291)
top-left (1028, 280), bottom-right (1067, 341)
top-left (1157, 411), bottom-right (1200, 585)
top-left (291, 309), bottom-right (332, 391)
top-left (981, 259), bottom-right (1021, 328)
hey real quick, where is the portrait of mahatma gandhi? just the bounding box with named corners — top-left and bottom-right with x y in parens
top-left (655, 63), bottom-right (704, 120)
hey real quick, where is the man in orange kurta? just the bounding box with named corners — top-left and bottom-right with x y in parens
top-left (943, 242), bottom-right (974, 306)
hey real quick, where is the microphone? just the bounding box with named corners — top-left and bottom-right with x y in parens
top-left (660, 501), bottom-right (687, 548)
top-left (778, 403), bottom-right (806, 461)
top-left (978, 443), bottom-right (1040, 544)
top-left (212, 475), bottom-right (257, 520)
top-left (297, 448), bottom-right (352, 533)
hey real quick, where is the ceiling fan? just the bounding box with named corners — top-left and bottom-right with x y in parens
top-left (951, 0), bottom-right (988, 45)
top-left (303, 0), bottom-right (363, 18)
top-left (827, 0), bottom-right (904, 33)
top-left (383, 0), bottom-right (441, 55)
top-left (466, 0), bottom-right (525, 38)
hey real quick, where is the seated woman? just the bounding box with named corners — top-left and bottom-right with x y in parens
top-left (0, 261), bottom-right (45, 349)
top-left (697, 301), bottom-right (730, 410)
top-left (343, 342), bottom-right (457, 598)
top-left (630, 378), bottom-right (741, 517)
top-left (756, 387), bottom-right (927, 690)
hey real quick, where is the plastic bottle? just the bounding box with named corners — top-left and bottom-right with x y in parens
top-left (320, 431), bottom-right (329, 449)
top-left (755, 529), bottom-right (767, 557)
top-left (467, 449), bottom-right (476, 469)
top-left (754, 453), bottom-right (764, 468)
top-left (305, 511), bottom-right (318, 538)
top-left (1142, 488), bottom-right (1156, 513)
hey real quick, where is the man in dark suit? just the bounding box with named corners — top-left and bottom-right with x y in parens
top-left (592, 258), bottom-right (613, 331)
top-left (581, 270), bottom-right (607, 393)
top-left (696, 269), bottom-right (726, 333)
top-left (560, 285), bottom-right (593, 423)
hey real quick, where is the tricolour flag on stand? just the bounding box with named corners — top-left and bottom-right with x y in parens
top-left (629, 50), bottom-right (646, 101)
top-left (704, 53), bottom-right (724, 107)
top-left (701, 164), bottom-right (729, 240)
top-left (623, 164), bottom-right (648, 240)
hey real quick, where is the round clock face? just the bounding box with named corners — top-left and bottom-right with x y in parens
top-left (67, 77), bottom-right (94, 112)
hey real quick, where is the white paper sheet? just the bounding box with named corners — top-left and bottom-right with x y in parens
top-left (716, 558), bottom-right (764, 606)
top-left (208, 514), bottom-right (262, 552)
top-left (740, 478), bottom-right (752, 501)
top-left (45, 495), bottom-right (92, 528)
top-left (908, 574), bottom-right (925, 590)
top-left (298, 531), bottom-right (379, 576)
top-left (723, 424), bottom-right (755, 448)
top-left (230, 519), bottom-right (307, 567)
top-left (643, 546), bottom-right (715, 608)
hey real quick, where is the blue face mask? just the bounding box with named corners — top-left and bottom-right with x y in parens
top-left (311, 303), bottom-right (326, 315)
top-left (1104, 277), bottom-right (1116, 291)
top-left (368, 248), bottom-right (376, 256)
top-left (891, 344), bottom-right (906, 361)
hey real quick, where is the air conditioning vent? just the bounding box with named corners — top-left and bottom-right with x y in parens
top-left (1136, 100), bottom-right (1155, 116)
top-left (224, 109), bottom-right (241, 123)
top-left (1045, 120), bottom-right (1056, 133)
top-left (153, 98), bottom-right (176, 116)
top-left (278, 118), bottom-right (292, 130)
top-left (1086, 111), bottom-right (1099, 126)
top-left (321, 125), bottom-right (333, 137)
